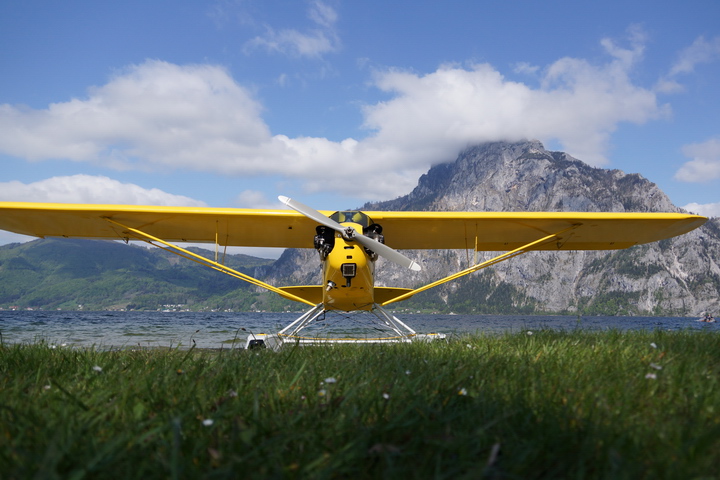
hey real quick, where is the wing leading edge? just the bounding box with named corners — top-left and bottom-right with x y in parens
top-left (0, 202), bottom-right (706, 251)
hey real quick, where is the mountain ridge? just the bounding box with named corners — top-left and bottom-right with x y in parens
top-left (0, 239), bottom-right (281, 311)
top-left (265, 140), bottom-right (720, 316)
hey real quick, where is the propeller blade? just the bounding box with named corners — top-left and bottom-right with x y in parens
top-left (352, 233), bottom-right (422, 271)
top-left (278, 195), bottom-right (347, 235)
top-left (278, 195), bottom-right (421, 271)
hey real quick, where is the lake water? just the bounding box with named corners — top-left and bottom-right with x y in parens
top-left (1, 310), bottom-right (717, 349)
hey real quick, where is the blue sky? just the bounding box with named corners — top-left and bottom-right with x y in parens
top-left (1, 0), bottom-right (719, 254)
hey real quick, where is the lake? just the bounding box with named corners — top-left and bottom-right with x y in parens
top-left (1, 310), bottom-right (717, 349)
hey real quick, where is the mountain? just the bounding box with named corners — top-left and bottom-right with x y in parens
top-left (264, 141), bottom-right (720, 316)
top-left (2, 140), bottom-right (718, 315)
top-left (0, 239), bottom-right (280, 311)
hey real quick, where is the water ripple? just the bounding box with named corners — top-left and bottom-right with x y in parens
top-left (0, 310), bottom-right (716, 349)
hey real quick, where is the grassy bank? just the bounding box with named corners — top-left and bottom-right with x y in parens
top-left (1, 330), bottom-right (719, 479)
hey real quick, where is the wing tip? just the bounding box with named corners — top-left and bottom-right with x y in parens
top-left (410, 262), bottom-right (422, 272)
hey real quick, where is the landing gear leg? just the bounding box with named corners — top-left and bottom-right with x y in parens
top-left (277, 303), bottom-right (326, 338)
top-left (371, 303), bottom-right (417, 338)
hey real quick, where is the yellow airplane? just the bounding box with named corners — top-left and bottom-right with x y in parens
top-left (0, 198), bottom-right (707, 348)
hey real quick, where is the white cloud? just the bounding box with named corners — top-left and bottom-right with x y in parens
top-left (599, 23), bottom-right (646, 69)
top-left (0, 60), bottom-right (418, 199)
top-left (682, 201), bottom-right (720, 218)
top-left (308, 0), bottom-right (337, 29)
top-left (0, 175), bottom-right (207, 206)
top-left (669, 35), bottom-right (720, 76)
top-left (0, 60), bottom-right (270, 168)
top-left (0, 29), bottom-right (670, 201)
top-left (364, 27), bottom-right (662, 167)
top-left (233, 189), bottom-right (280, 209)
top-left (675, 138), bottom-right (720, 183)
top-left (513, 62), bottom-right (540, 75)
top-left (656, 35), bottom-right (720, 93)
top-left (243, 1), bottom-right (340, 58)
top-left (654, 77), bottom-right (684, 94)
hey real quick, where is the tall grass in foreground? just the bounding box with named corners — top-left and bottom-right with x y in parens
top-left (1, 330), bottom-right (719, 479)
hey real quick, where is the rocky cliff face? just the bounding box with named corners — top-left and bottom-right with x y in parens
top-left (265, 141), bottom-right (720, 316)
top-left (375, 140), bottom-right (677, 213)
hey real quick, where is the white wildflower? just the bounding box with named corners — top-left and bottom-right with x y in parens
top-left (382, 393), bottom-right (390, 400)
top-left (458, 388), bottom-right (468, 396)
top-left (92, 365), bottom-right (103, 373)
top-left (645, 373), bottom-right (657, 380)
top-left (650, 342), bottom-right (658, 349)
top-left (324, 377), bottom-right (337, 384)
top-left (318, 389), bottom-right (327, 397)
top-left (202, 419), bottom-right (214, 427)
top-left (405, 370), bottom-right (411, 375)
top-left (527, 331), bottom-right (533, 335)
top-left (43, 384), bottom-right (51, 390)
top-left (649, 363), bottom-right (663, 370)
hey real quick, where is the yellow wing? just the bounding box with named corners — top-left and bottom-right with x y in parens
top-left (366, 211), bottom-right (707, 250)
top-left (0, 202), bottom-right (318, 248)
top-left (0, 202), bottom-right (706, 251)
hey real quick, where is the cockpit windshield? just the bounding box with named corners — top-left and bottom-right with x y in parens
top-left (330, 211), bottom-right (373, 228)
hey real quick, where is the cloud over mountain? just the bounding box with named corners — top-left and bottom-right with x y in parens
top-left (0, 30), bottom-right (693, 200)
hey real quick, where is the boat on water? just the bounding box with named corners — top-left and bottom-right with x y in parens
top-left (698, 313), bottom-right (716, 322)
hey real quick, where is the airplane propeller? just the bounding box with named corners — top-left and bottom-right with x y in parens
top-left (278, 195), bottom-right (422, 271)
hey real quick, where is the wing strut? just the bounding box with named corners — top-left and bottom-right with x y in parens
top-left (102, 217), bottom-right (317, 307)
top-left (381, 225), bottom-right (579, 307)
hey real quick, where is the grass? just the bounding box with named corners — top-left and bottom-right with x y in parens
top-left (1, 330), bottom-right (719, 479)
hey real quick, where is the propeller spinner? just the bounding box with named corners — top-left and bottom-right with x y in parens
top-left (278, 195), bottom-right (422, 271)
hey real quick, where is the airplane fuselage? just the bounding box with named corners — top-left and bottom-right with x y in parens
top-left (322, 222), bottom-right (376, 311)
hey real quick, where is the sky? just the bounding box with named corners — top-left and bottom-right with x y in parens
top-left (1, 0), bottom-right (719, 257)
